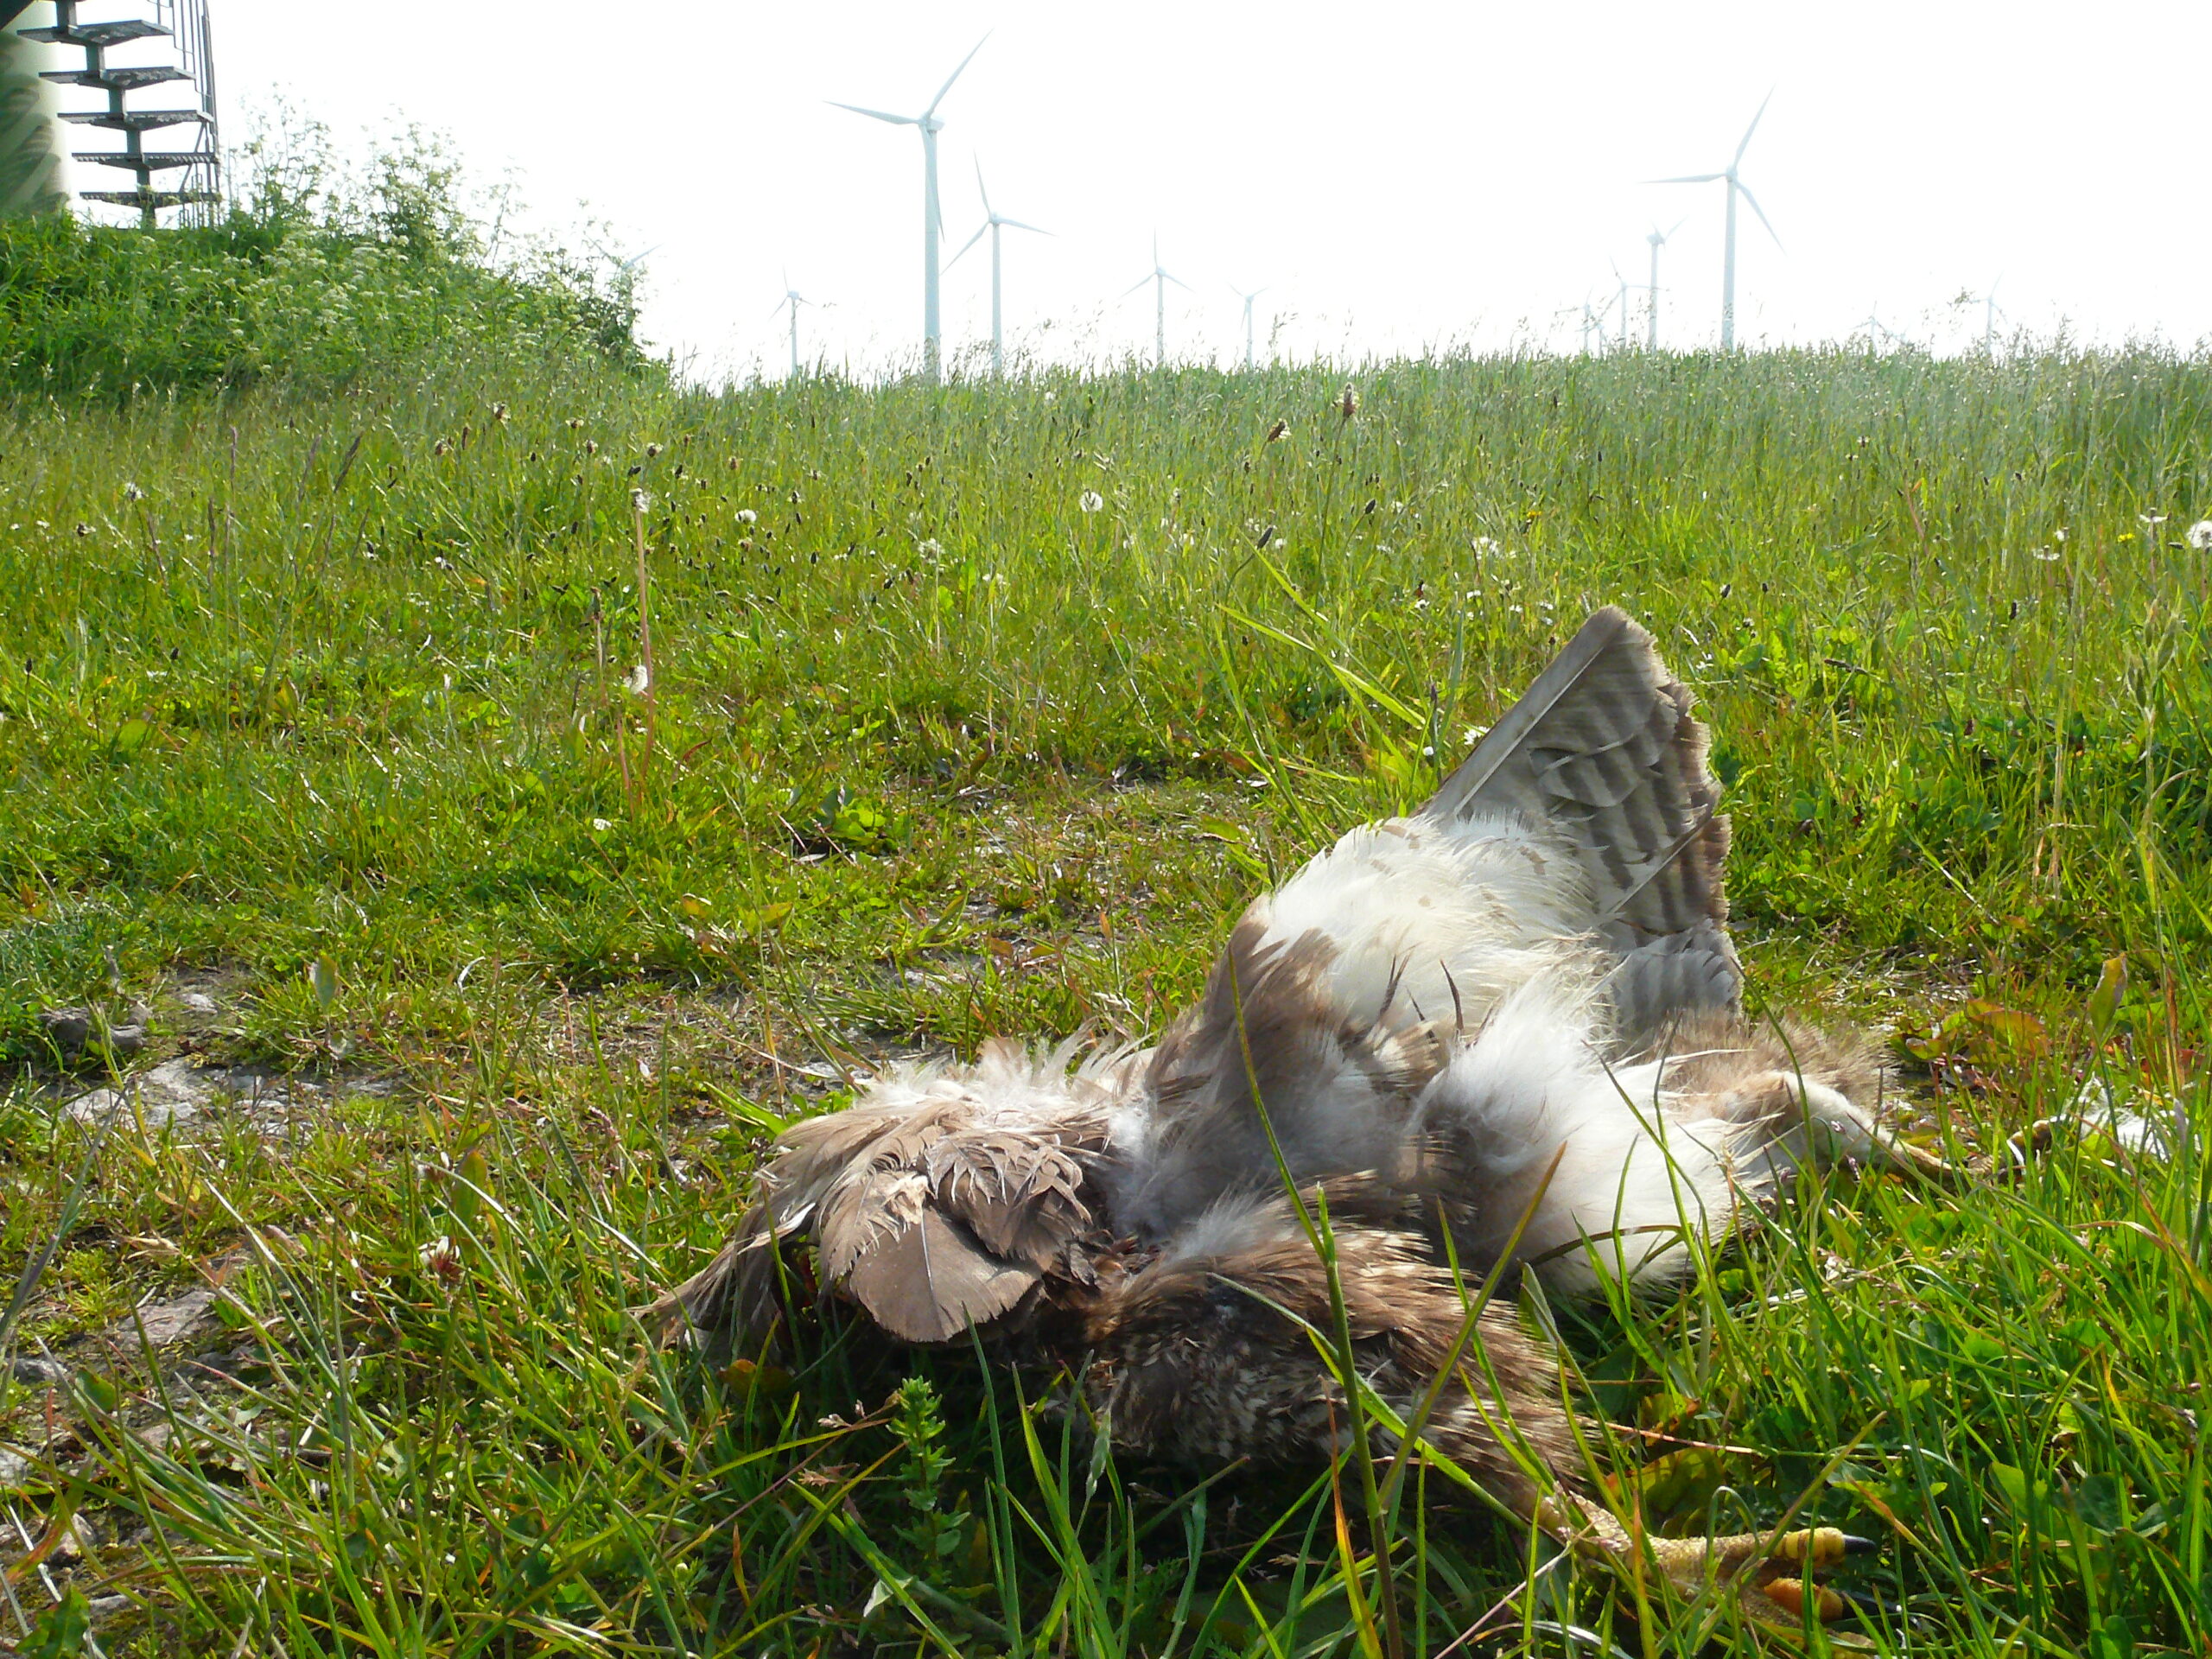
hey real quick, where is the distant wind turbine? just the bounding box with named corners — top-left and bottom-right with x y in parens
top-left (1643, 220), bottom-right (1683, 350)
top-left (1609, 262), bottom-right (1651, 350)
top-left (772, 274), bottom-right (811, 378)
top-left (1854, 308), bottom-right (1899, 348)
top-left (950, 162), bottom-right (1049, 376)
top-left (1230, 283), bottom-right (1268, 371)
top-left (1967, 278), bottom-right (2005, 353)
top-left (830, 36), bottom-right (988, 383)
top-left (1123, 238), bottom-right (1191, 368)
top-left (1651, 92), bottom-right (1782, 350)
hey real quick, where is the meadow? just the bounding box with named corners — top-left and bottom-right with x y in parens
top-left (1, 320), bottom-right (2210, 1657)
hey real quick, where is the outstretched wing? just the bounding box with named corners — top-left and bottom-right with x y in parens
top-left (1422, 606), bottom-right (1738, 1034)
top-left (1115, 609), bottom-right (1738, 1240)
top-left (648, 1043), bottom-right (1110, 1351)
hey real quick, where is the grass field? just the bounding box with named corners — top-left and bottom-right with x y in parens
top-left (2, 346), bottom-right (2209, 1656)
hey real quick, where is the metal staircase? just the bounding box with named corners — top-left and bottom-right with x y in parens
top-left (3, 0), bottom-right (218, 226)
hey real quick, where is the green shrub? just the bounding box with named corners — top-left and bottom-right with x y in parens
top-left (0, 118), bottom-right (649, 393)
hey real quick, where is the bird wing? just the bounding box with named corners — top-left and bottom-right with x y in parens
top-left (1114, 610), bottom-right (1738, 1237)
top-left (652, 1044), bottom-right (1112, 1351)
top-left (1421, 606), bottom-right (1739, 1035)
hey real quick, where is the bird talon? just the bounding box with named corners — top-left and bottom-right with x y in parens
top-left (1758, 1576), bottom-right (1847, 1623)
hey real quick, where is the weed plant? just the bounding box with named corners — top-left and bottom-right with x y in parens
top-left (0, 341), bottom-right (2208, 1655)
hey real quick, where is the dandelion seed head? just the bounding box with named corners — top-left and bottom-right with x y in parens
top-left (2189, 520), bottom-right (2212, 551)
top-left (736, 507), bottom-right (758, 524)
top-left (1078, 490), bottom-right (1104, 513)
top-left (627, 664), bottom-right (651, 695)
top-left (631, 488), bottom-right (652, 514)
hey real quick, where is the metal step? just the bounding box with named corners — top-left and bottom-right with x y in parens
top-left (79, 188), bottom-right (219, 210)
top-left (59, 108), bottom-right (208, 131)
top-left (42, 65), bottom-right (189, 92)
top-left (22, 19), bottom-right (171, 48)
top-left (75, 150), bottom-right (213, 173)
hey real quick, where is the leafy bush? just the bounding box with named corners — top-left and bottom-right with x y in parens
top-left (0, 117), bottom-right (649, 393)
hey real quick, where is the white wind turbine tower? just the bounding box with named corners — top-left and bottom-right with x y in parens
top-left (949, 162), bottom-right (1050, 376)
top-left (1643, 219), bottom-right (1684, 350)
top-left (830, 37), bottom-right (988, 384)
top-left (1123, 238), bottom-right (1192, 368)
top-left (1651, 92), bottom-right (1782, 350)
top-left (1230, 283), bottom-right (1268, 371)
top-left (1854, 307), bottom-right (1900, 348)
top-left (772, 274), bottom-right (811, 378)
top-left (1968, 278), bottom-right (2006, 353)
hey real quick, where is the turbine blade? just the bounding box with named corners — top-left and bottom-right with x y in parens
top-left (948, 222), bottom-right (988, 267)
top-left (1646, 172), bottom-right (1723, 185)
top-left (1121, 275), bottom-right (1153, 298)
top-left (998, 217), bottom-right (1052, 236)
top-left (926, 34), bottom-right (991, 117)
top-left (829, 101), bottom-right (918, 125)
top-left (1162, 269), bottom-right (1192, 291)
top-left (1733, 86), bottom-right (1776, 166)
top-left (974, 156), bottom-right (992, 218)
top-left (1736, 181), bottom-right (1783, 249)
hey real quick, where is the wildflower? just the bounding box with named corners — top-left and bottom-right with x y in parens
top-left (631, 488), bottom-right (652, 514)
top-left (1265, 418), bottom-right (1290, 443)
top-left (592, 817), bottom-right (613, 832)
top-left (2189, 520), bottom-right (2212, 550)
top-left (432, 439), bottom-right (453, 457)
top-left (736, 507), bottom-right (758, 524)
top-left (1079, 490), bottom-right (1104, 513)
top-left (645, 442), bottom-right (664, 458)
top-left (584, 440), bottom-right (599, 457)
top-left (1470, 535), bottom-right (1501, 557)
top-left (417, 1236), bottom-right (462, 1282)
top-left (122, 482), bottom-right (145, 501)
top-left (565, 417), bottom-right (585, 430)
top-left (2034, 546), bottom-right (2063, 562)
top-left (627, 664), bottom-right (651, 695)
top-left (918, 538), bottom-right (944, 559)
top-left (1338, 384), bottom-right (1360, 421)
top-left (490, 403), bottom-right (509, 423)
top-left (73, 524), bottom-right (90, 537)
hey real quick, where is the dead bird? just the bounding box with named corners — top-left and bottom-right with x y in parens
top-left (651, 607), bottom-right (1948, 1628)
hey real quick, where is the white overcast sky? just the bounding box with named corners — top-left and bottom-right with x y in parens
top-left (74, 1), bottom-right (2212, 378)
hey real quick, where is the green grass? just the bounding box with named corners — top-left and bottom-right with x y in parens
top-left (1, 345), bottom-right (2209, 1656)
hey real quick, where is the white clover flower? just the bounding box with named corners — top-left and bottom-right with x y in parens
top-left (2188, 520), bottom-right (2212, 551)
top-left (1079, 490), bottom-right (1104, 513)
top-left (592, 817), bottom-right (613, 832)
top-left (735, 507), bottom-right (758, 524)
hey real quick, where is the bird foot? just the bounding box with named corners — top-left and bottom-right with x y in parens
top-left (1546, 1500), bottom-right (1881, 1638)
top-left (1654, 1524), bottom-right (1883, 1639)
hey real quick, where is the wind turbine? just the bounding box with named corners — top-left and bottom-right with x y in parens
top-left (949, 162), bottom-right (1049, 376)
top-left (1643, 219), bottom-right (1684, 350)
top-left (1853, 307), bottom-right (1899, 348)
top-left (1967, 278), bottom-right (2005, 353)
top-left (1123, 238), bottom-right (1191, 368)
top-left (772, 274), bottom-right (810, 378)
top-left (1651, 92), bottom-right (1782, 350)
top-left (830, 37), bottom-right (988, 383)
top-left (1609, 262), bottom-right (1650, 350)
top-left (1230, 283), bottom-right (1268, 371)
